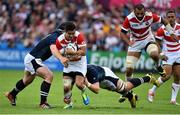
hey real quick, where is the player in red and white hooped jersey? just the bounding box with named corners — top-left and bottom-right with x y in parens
top-left (148, 10), bottom-right (180, 105)
top-left (120, 4), bottom-right (175, 82)
top-left (55, 21), bottom-right (89, 109)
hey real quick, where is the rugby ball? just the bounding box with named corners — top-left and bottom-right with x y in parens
top-left (66, 43), bottom-right (78, 52)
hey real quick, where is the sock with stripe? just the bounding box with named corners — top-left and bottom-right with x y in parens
top-left (40, 81), bottom-right (51, 104)
top-left (10, 79), bottom-right (26, 97)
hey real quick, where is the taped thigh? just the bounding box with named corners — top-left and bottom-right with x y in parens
top-left (125, 56), bottom-right (139, 68)
top-left (146, 43), bottom-right (158, 55)
top-left (63, 77), bottom-right (73, 87)
top-left (116, 79), bottom-right (127, 93)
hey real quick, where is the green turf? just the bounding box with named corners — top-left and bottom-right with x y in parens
top-left (0, 70), bottom-right (179, 114)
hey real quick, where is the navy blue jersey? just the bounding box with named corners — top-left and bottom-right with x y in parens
top-left (86, 64), bottom-right (106, 84)
top-left (29, 30), bottom-right (63, 61)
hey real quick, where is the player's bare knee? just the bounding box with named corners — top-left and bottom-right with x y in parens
top-left (126, 68), bottom-right (134, 77)
top-left (63, 78), bottom-right (72, 91)
top-left (64, 86), bottom-right (71, 93)
top-left (75, 80), bottom-right (84, 90)
top-left (150, 52), bottom-right (159, 61)
top-left (44, 72), bottom-right (53, 82)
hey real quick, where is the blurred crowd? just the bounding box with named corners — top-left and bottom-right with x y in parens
top-left (0, 0), bottom-right (179, 52)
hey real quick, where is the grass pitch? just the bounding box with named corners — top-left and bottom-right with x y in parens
top-left (0, 70), bottom-right (179, 114)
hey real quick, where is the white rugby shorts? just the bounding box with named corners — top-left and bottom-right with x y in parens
top-left (128, 34), bottom-right (155, 52)
top-left (63, 56), bottom-right (87, 77)
top-left (162, 52), bottom-right (180, 65)
top-left (24, 53), bottom-right (45, 75)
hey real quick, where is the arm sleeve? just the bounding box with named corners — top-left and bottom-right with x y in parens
top-left (77, 33), bottom-right (86, 47)
top-left (55, 39), bottom-right (62, 50)
top-left (121, 17), bottom-right (130, 32)
top-left (152, 13), bottom-right (161, 23)
top-left (156, 28), bottom-right (164, 40)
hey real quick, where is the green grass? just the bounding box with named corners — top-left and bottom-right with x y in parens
top-left (0, 70), bottom-right (179, 114)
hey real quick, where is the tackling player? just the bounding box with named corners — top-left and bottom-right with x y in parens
top-left (84, 64), bottom-right (159, 108)
top-left (148, 10), bottom-right (180, 105)
top-left (5, 22), bottom-right (69, 109)
top-left (56, 21), bottom-right (89, 109)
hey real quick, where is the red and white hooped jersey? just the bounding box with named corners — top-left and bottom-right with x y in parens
top-left (121, 11), bottom-right (161, 41)
top-left (156, 23), bottom-right (180, 53)
top-left (56, 31), bottom-right (86, 50)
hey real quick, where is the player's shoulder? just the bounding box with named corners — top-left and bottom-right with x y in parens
top-left (157, 25), bottom-right (165, 32)
top-left (74, 31), bottom-right (80, 37)
top-left (127, 12), bottom-right (135, 20)
top-left (145, 11), bottom-right (153, 16)
top-left (57, 33), bottom-right (65, 41)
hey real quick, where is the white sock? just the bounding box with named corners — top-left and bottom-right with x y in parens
top-left (171, 83), bottom-right (180, 101)
top-left (150, 77), bottom-right (164, 92)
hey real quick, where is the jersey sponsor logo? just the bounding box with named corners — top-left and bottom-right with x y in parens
top-left (165, 31), bottom-right (170, 36)
top-left (131, 23), bottom-right (139, 27)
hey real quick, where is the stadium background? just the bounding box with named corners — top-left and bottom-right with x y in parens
top-left (1, 0), bottom-right (179, 72)
top-left (0, 0), bottom-right (180, 114)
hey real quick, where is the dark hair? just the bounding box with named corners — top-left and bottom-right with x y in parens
top-left (57, 22), bottom-right (67, 30)
top-left (61, 21), bottom-right (76, 32)
top-left (134, 4), bottom-right (145, 10)
top-left (166, 9), bottom-right (176, 16)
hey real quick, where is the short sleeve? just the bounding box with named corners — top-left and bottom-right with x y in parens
top-left (152, 13), bottom-right (161, 23)
top-left (156, 28), bottom-right (164, 40)
top-left (55, 39), bottom-right (62, 50)
top-left (121, 17), bottom-right (130, 32)
top-left (77, 33), bottom-right (86, 47)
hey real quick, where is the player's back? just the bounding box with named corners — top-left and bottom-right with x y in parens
top-left (30, 30), bottom-right (63, 61)
top-left (86, 64), bottom-right (105, 83)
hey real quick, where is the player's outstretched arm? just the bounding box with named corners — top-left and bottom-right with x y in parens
top-left (85, 77), bottom-right (100, 94)
top-left (50, 44), bottom-right (69, 67)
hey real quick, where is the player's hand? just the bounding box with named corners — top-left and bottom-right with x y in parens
top-left (68, 55), bottom-right (81, 61)
top-left (60, 57), bottom-right (69, 68)
top-left (65, 48), bottom-right (76, 55)
top-left (160, 53), bottom-right (168, 61)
